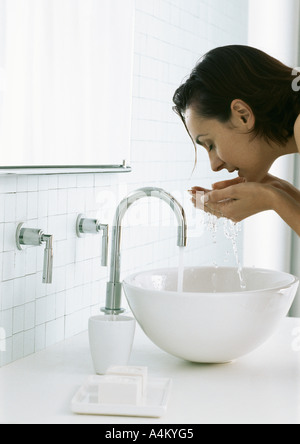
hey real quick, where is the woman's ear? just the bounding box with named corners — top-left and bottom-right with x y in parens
top-left (231, 99), bottom-right (255, 130)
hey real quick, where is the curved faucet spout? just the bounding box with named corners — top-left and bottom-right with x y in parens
top-left (101, 187), bottom-right (187, 315)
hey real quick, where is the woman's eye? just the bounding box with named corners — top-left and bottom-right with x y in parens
top-left (208, 144), bottom-right (214, 152)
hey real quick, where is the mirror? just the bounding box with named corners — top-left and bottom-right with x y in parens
top-left (0, 0), bottom-right (134, 173)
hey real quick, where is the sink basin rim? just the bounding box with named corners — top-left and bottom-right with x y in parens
top-left (123, 266), bottom-right (299, 295)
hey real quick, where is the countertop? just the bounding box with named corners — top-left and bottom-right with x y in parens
top-left (0, 317), bottom-right (299, 424)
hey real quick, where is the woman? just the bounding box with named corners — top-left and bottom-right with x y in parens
top-left (173, 45), bottom-right (300, 236)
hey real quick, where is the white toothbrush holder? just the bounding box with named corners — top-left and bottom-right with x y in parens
top-left (88, 315), bottom-right (136, 375)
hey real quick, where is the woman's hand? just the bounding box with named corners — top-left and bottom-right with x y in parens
top-left (189, 174), bottom-right (300, 235)
top-left (189, 177), bottom-right (245, 219)
top-left (189, 180), bottom-right (273, 222)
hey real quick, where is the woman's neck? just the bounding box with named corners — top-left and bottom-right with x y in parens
top-left (284, 135), bottom-right (299, 155)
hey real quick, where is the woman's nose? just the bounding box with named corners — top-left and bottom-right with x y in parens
top-left (210, 153), bottom-right (225, 172)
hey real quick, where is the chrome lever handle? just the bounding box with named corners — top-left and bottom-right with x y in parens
top-left (76, 215), bottom-right (109, 266)
top-left (41, 234), bottom-right (53, 284)
top-left (16, 223), bottom-right (54, 284)
top-left (98, 223), bottom-right (109, 267)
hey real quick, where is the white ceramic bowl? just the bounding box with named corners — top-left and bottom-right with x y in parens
top-left (123, 267), bottom-right (299, 363)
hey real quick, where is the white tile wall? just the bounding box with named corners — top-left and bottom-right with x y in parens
top-left (0, 0), bottom-right (248, 367)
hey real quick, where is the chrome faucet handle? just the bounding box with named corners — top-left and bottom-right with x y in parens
top-left (76, 214), bottom-right (109, 266)
top-left (41, 234), bottom-right (53, 284)
top-left (16, 223), bottom-right (53, 284)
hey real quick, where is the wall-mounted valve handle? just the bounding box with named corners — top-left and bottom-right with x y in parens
top-left (16, 224), bottom-right (53, 284)
top-left (41, 234), bottom-right (53, 284)
top-left (76, 215), bottom-right (108, 267)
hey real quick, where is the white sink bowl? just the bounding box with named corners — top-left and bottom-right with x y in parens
top-left (123, 267), bottom-right (299, 363)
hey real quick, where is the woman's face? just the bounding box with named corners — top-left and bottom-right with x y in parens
top-left (184, 106), bottom-right (278, 182)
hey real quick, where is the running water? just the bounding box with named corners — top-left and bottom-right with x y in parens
top-left (223, 219), bottom-right (246, 290)
top-left (203, 213), bottom-right (246, 291)
top-left (177, 246), bottom-right (185, 293)
top-left (176, 210), bottom-right (246, 293)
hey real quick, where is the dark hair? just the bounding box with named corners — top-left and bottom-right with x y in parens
top-left (173, 45), bottom-right (300, 146)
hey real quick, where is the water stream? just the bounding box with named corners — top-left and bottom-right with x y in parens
top-left (206, 214), bottom-right (246, 290)
top-left (176, 213), bottom-right (246, 293)
top-left (223, 219), bottom-right (246, 290)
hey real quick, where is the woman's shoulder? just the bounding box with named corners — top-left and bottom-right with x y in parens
top-left (294, 114), bottom-right (300, 153)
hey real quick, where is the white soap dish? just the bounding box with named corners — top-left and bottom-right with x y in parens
top-left (71, 375), bottom-right (172, 418)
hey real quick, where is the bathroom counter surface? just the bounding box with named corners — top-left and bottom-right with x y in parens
top-left (0, 317), bottom-right (299, 424)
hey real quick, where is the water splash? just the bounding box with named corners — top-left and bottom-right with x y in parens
top-left (204, 213), bottom-right (218, 241)
top-left (223, 219), bottom-right (246, 290)
top-left (202, 213), bottom-right (246, 291)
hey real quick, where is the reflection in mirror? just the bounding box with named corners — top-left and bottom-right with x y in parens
top-left (0, 0), bottom-right (134, 170)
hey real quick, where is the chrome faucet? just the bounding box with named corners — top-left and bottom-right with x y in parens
top-left (101, 187), bottom-right (187, 315)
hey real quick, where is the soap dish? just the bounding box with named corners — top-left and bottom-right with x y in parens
top-left (71, 375), bottom-right (172, 418)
